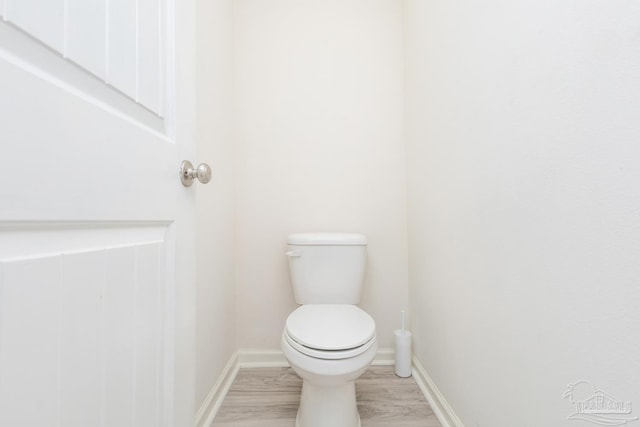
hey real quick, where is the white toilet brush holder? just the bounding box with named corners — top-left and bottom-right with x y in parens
top-left (394, 310), bottom-right (412, 377)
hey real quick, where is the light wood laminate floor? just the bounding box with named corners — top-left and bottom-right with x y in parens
top-left (212, 366), bottom-right (442, 427)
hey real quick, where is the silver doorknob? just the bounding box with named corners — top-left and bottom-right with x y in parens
top-left (180, 160), bottom-right (212, 187)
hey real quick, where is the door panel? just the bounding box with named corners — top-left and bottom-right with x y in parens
top-left (60, 251), bottom-right (103, 427)
top-left (0, 22), bottom-right (163, 131)
top-left (66, 0), bottom-right (107, 79)
top-left (1, 0), bottom-right (164, 114)
top-left (0, 226), bottom-right (170, 426)
top-left (0, 257), bottom-right (60, 426)
top-left (4, 0), bottom-right (65, 53)
top-left (137, 0), bottom-right (164, 113)
top-left (107, 0), bottom-right (141, 101)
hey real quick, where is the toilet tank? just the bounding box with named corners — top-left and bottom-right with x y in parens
top-left (286, 232), bottom-right (367, 304)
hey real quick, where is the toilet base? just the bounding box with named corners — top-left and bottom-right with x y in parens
top-left (281, 328), bottom-right (376, 427)
top-left (295, 380), bottom-right (361, 427)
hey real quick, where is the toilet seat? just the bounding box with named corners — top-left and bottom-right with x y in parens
top-left (285, 305), bottom-right (376, 360)
top-left (284, 329), bottom-right (376, 360)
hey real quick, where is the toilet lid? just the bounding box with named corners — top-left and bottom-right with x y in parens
top-left (285, 305), bottom-right (376, 351)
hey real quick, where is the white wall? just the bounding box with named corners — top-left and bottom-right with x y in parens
top-left (195, 0), bottom-right (236, 410)
top-left (404, 0), bottom-right (640, 425)
top-left (233, 0), bottom-right (409, 350)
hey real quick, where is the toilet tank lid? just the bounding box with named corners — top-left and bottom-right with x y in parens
top-left (287, 232), bottom-right (367, 246)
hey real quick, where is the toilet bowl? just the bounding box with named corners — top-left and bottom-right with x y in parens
top-left (281, 304), bottom-right (377, 427)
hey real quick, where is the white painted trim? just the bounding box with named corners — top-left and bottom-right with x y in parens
top-left (411, 356), bottom-right (465, 427)
top-left (238, 349), bottom-right (289, 368)
top-left (194, 352), bottom-right (240, 427)
top-left (237, 347), bottom-right (396, 368)
top-left (371, 348), bottom-right (395, 366)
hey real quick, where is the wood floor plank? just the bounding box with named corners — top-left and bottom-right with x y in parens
top-left (211, 366), bottom-right (442, 427)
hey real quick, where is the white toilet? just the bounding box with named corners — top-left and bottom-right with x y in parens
top-left (281, 232), bottom-right (377, 427)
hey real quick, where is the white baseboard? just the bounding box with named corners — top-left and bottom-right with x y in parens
top-left (371, 347), bottom-right (395, 365)
top-left (195, 352), bottom-right (240, 427)
top-left (237, 349), bottom-right (290, 368)
top-left (236, 347), bottom-right (396, 368)
top-left (195, 349), bottom-right (460, 427)
top-left (411, 356), bottom-right (465, 427)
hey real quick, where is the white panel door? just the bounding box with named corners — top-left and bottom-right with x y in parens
top-left (0, 1), bottom-right (197, 426)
